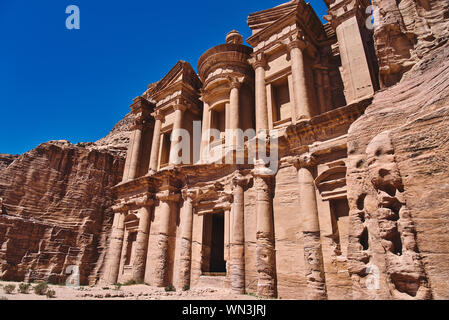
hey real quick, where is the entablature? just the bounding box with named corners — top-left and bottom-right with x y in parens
top-left (247, 2), bottom-right (327, 55)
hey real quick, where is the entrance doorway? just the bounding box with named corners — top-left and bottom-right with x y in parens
top-left (201, 212), bottom-right (226, 274)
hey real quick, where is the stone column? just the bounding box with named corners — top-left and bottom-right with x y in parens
top-left (251, 55), bottom-right (268, 133)
top-left (224, 208), bottom-right (230, 262)
top-left (148, 112), bottom-right (164, 173)
top-left (229, 81), bottom-right (240, 131)
top-left (127, 122), bottom-right (143, 180)
top-left (227, 80), bottom-right (241, 153)
top-left (154, 191), bottom-right (179, 287)
top-left (227, 206), bottom-right (234, 286)
top-left (105, 211), bottom-right (126, 284)
top-left (230, 174), bottom-right (246, 294)
top-left (132, 203), bottom-right (153, 281)
top-left (287, 74), bottom-right (298, 122)
top-left (170, 104), bottom-right (187, 165)
top-left (287, 39), bottom-right (313, 121)
top-left (179, 190), bottom-right (194, 289)
top-left (296, 155), bottom-right (327, 300)
top-left (253, 165), bottom-right (277, 298)
top-left (200, 101), bottom-right (212, 162)
top-left (122, 131), bottom-right (135, 182)
top-left (123, 97), bottom-right (153, 182)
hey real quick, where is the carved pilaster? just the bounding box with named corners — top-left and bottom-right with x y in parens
top-left (104, 211), bottom-right (126, 284)
top-left (249, 53), bottom-right (268, 133)
top-left (283, 36), bottom-right (313, 121)
top-left (230, 172), bottom-right (250, 294)
top-left (148, 111), bottom-right (165, 173)
top-left (293, 154), bottom-right (327, 300)
top-left (252, 162), bottom-right (277, 298)
top-left (179, 189), bottom-right (195, 289)
top-left (153, 190), bottom-right (180, 287)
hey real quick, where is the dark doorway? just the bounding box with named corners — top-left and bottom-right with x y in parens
top-left (202, 212), bottom-right (226, 274)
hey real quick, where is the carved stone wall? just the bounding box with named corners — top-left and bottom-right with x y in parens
top-left (346, 42), bottom-right (449, 299)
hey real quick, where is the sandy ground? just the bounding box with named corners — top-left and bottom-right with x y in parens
top-left (0, 280), bottom-right (260, 300)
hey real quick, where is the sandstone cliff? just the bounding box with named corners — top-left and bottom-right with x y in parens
top-left (91, 112), bottom-right (136, 158)
top-left (346, 33), bottom-right (449, 300)
top-left (0, 140), bottom-right (125, 284)
top-left (373, 0), bottom-right (449, 87)
top-left (0, 154), bottom-right (18, 172)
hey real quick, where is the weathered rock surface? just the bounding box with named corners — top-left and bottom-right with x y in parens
top-left (0, 154), bottom-right (18, 172)
top-left (0, 140), bottom-right (124, 284)
top-left (346, 42), bottom-right (449, 299)
top-left (91, 112), bottom-right (136, 158)
top-left (373, 0), bottom-right (449, 87)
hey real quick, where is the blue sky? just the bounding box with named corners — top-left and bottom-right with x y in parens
top-left (0, 1), bottom-right (328, 155)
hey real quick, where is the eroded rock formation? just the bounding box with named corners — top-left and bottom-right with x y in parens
top-left (0, 154), bottom-right (18, 172)
top-left (0, 141), bottom-right (124, 284)
top-left (91, 112), bottom-right (136, 157)
top-left (373, 0), bottom-right (449, 87)
top-left (346, 42), bottom-right (449, 299)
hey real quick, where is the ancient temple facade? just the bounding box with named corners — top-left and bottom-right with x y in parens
top-left (102, 0), bottom-right (379, 299)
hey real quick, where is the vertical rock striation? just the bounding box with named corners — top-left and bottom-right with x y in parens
top-left (0, 140), bottom-right (125, 285)
top-left (373, 0), bottom-right (449, 87)
top-left (346, 41), bottom-right (449, 299)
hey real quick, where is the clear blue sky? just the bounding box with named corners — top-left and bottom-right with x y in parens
top-left (0, 1), bottom-right (328, 155)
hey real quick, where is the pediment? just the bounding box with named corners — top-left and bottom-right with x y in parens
top-left (247, 0), bottom-right (302, 34)
top-left (150, 61), bottom-right (201, 100)
top-left (247, 0), bottom-right (327, 47)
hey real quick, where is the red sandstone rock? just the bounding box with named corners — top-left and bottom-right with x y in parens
top-left (346, 42), bottom-right (449, 299)
top-left (373, 0), bottom-right (449, 87)
top-left (0, 140), bottom-right (124, 284)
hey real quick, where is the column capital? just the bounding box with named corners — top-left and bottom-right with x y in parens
top-left (228, 77), bottom-right (243, 90)
top-left (248, 53), bottom-right (267, 70)
top-left (151, 111), bottom-right (165, 121)
top-left (285, 38), bottom-right (307, 52)
top-left (293, 154), bottom-right (317, 169)
top-left (200, 88), bottom-right (211, 102)
top-left (156, 190), bottom-right (181, 203)
top-left (232, 172), bottom-right (251, 190)
top-left (326, 0), bottom-right (371, 28)
top-left (134, 193), bottom-right (155, 208)
top-left (131, 114), bottom-right (153, 130)
top-left (173, 104), bottom-right (187, 112)
top-left (130, 96), bottom-right (154, 115)
top-left (112, 202), bottom-right (129, 213)
top-left (181, 188), bottom-right (197, 202)
top-left (252, 159), bottom-right (277, 178)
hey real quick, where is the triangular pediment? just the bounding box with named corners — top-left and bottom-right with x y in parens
top-left (151, 61), bottom-right (201, 99)
top-left (247, 0), bottom-right (302, 34)
top-left (247, 0), bottom-right (327, 47)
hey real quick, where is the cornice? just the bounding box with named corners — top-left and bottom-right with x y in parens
top-left (247, 4), bottom-right (326, 53)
